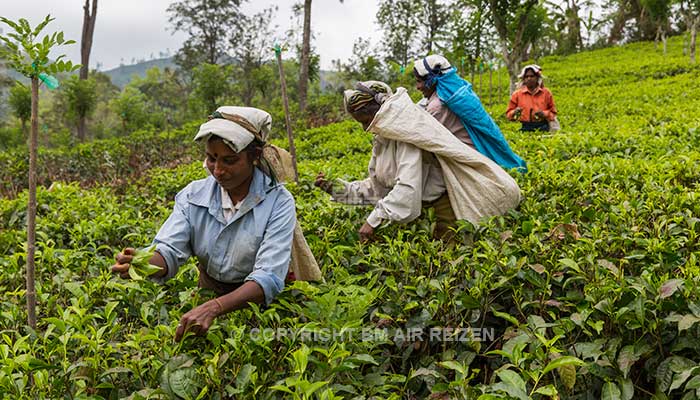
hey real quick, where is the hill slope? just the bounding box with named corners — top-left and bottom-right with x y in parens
top-left (101, 56), bottom-right (178, 88)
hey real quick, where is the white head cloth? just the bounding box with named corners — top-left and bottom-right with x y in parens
top-left (193, 106), bottom-right (272, 153)
top-left (413, 55), bottom-right (452, 77)
top-left (518, 64), bottom-right (542, 79)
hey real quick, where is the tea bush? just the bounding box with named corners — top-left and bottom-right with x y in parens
top-left (1, 36), bottom-right (699, 399)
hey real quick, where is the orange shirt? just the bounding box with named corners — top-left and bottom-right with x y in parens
top-left (506, 86), bottom-right (557, 122)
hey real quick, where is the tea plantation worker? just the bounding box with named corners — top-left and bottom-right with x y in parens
top-left (414, 55), bottom-right (527, 172)
top-left (315, 81), bottom-right (522, 242)
top-left (506, 64), bottom-right (559, 132)
top-left (111, 106), bottom-right (322, 342)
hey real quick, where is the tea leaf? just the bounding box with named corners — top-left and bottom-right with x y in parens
top-left (601, 381), bottom-right (621, 400)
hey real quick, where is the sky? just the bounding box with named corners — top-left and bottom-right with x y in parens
top-left (0, 0), bottom-right (382, 71)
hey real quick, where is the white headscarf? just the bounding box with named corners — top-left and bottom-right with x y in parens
top-left (194, 106), bottom-right (272, 153)
top-left (517, 64), bottom-right (544, 87)
top-left (413, 55), bottom-right (452, 78)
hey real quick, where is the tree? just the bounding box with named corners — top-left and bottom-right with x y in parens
top-left (0, 15), bottom-right (78, 329)
top-left (604, 0), bottom-right (661, 44)
top-left (80, 0), bottom-right (97, 79)
top-left (334, 37), bottom-right (385, 84)
top-left (8, 82), bottom-right (31, 135)
top-left (544, 0), bottom-right (590, 54)
top-left (167, 0), bottom-right (244, 68)
top-left (111, 86), bottom-right (150, 134)
top-left (298, 0), bottom-right (343, 113)
top-left (678, 0), bottom-right (700, 62)
top-left (129, 67), bottom-right (188, 127)
top-left (418, 0), bottom-right (451, 54)
top-left (60, 75), bottom-right (98, 141)
top-left (298, 0), bottom-right (312, 113)
top-left (640, 0), bottom-right (672, 52)
top-left (191, 63), bottom-right (233, 113)
top-left (488, 0), bottom-right (545, 92)
top-left (230, 6), bottom-right (278, 106)
top-left (377, 0), bottom-right (420, 69)
top-left (441, 0), bottom-right (499, 77)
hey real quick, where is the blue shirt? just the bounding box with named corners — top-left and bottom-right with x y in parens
top-left (153, 168), bottom-right (296, 305)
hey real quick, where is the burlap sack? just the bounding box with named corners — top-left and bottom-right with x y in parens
top-left (263, 145), bottom-right (323, 282)
top-left (368, 88), bottom-right (521, 224)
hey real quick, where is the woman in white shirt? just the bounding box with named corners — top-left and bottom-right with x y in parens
top-left (315, 81), bottom-right (456, 241)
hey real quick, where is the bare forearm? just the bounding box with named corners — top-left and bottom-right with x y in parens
top-left (149, 251), bottom-right (168, 278)
top-left (211, 281), bottom-right (266, 316)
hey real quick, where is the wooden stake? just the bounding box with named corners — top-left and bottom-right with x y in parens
top-left (274, 45), bottom-right (299, 182)
top-left (27, 76), bottom-right (38, 329)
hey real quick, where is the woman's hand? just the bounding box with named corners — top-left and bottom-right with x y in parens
top-left (314, 172), bottom-right (333, 194)
top-left (175, 300), bottom-right (221, 342)
top-left (111, 247), bottom-right (135, 279)
top-left (512, 107), bottom-right (523, 120)
top-left (359, 222), bottom-right (375, 243)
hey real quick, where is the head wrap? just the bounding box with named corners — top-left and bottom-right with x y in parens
top-left (194, 106), bottom-right (272, 152)
top-left (343, 81), bottom-right (393, 113)
top-left (518, 64), bottom-right (544, 87)
top-left (196, 106), bottom-right (282, 185)
top-left (413, 55), bottom-right (453, 89)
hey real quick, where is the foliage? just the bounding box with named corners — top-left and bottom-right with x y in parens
top-left (8, 81), bottom-right (31, 128)
top-left (230, 6), bottom-right (279, 106)
top-left (190, 63), bottom-right (233, 115)
top-left (376, 0), bottom-right (420, 69)
top-left (0, 15), bottom-right (79, 79)
top-left (57, 75), bottom-right (98, 131)
top-left (126, 66), bottom-right (189, 129)
top-left (0, 122), bottom-right (202, 198)
top-left (110, 86), bottom-right (151, 134)
top-left (167, 0), bottom-right (245, 68)
top-left (1, 35), bottom-right (700, 399)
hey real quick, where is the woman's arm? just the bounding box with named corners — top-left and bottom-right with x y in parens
top-left (543, 89), bottom-right (558, 121)
top-left (366, 141), bottom-right (423, 227)
top-left (174, 280), bottom-right (264, 342)
top-left (245, 190), bottom-right (296, 304)
top-left (151, 187), bottom-right (194, 280)
top-left (506, 92), bottom-right (522, 121)
top-left (174, 190), bottom-right (296, 341)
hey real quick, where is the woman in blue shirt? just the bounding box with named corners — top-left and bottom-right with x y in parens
top-left (111, 107), bottom-right (296, 341)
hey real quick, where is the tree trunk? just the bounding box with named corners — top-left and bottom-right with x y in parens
top-left (26, 77), bottom-right (39, 329)
top-left (662, 29), bottom-right (667, 55)
top-left (298, 0), bottom-right (312, 114)
top-left (608, 0), bottom-right (630, 44)
top-left (77, 116), bottom-right (87, 141)
top-left (691, 20), bottom-right (697, 63)
top-left (80, 0), bottom-right (97, 80)
top-left (489, 0), bottom-right (536, 93)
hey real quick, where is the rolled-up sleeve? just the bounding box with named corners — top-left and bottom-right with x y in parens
top-left (153, 190), bottom-right (193, 280)
top-left (367, 141), bottom-right (423, 225)
top-left (245, 191), bottom-right (296, 305)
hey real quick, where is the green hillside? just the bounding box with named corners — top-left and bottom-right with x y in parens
top-left (1, 37), bottom-right (699, 399)
top-left (102, 57), bottom-right (178, 88)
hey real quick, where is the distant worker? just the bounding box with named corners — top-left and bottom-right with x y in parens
top-left (414, 55), bottom-right (527, 172)
top-left (506, 64), bottom-right (559, 132)
top-left (314, 81), bottom-right (521, 242)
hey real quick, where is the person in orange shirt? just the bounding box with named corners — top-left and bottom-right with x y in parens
top-left (506, 64), bottom-right (558, 132)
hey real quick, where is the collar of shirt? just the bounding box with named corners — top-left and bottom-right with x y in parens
top-left (519, 85), bottom-right (543, 96)
top-left (220, 186), bottom-right (244, 223)
top-left (188, 168), bottom-right (278, 225)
